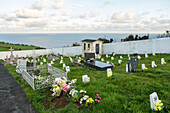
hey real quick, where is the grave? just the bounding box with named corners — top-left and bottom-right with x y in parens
top-left (4, 47), bottom-right (18, 65)
top-left (47, 54), bottom-right (59, 61)
top-left (84, 60), bottom-right (113, 71)
top-left (126, 57), bottom-right (139, 73)
top-left (16, 59), bottom-right (27, 74)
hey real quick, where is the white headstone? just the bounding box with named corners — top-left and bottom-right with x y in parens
top-left (106, 54), bottom-right (108, 58)
top-left (43, 58), bottom-right (46, 62)
top-left (63, 63), bottom-right (66, 69)
top-left (40, 62), bottom-right (43, 65)
top-left (38, 58), bottom-right (40, 62)
top-left (69, 57), bottom-right (73, 62)
top-left (142, 64), bottom-right (146, 69)
top-left (111, 57), bottom-right (114, 60)
top-left (150, 92), bottom-right (159, 110)
top-left (55, 78), bottom-right (62, 84)
top-left (60, 60), bottom-right (63, 64)
top-left (101, 58), bottom-right (104, 62)
top-left (152, 61), bottom-right (157, 68)
top-left (129, 57), bottom-right (131, 60)
top-left (128, 54), bottom-right (130, 57)
top-left (82, 75), bottom-right (90, 83)
top-left (138, 55), bottom-right (141, 60)
top-left (61, 56), bottom-right (63, 59)
top-left (161, 58), bottom-right (165, 65)
top-left (118, 60), bottom-right (122, 64)
top-left (120, 56), bottom-right (123, 59)
top-left (51, 61), bottom-right (54, 64)
top-left (145, 53), bottom-right (148, 58)
top-left (107, 68), bottom-right (112, 77)
top-left (48, 63), bottom-right (51, 66)
top-left (107, 61), bottom-right (109, 64)
top-left (31, 59), bottom-right (34, 62)
top-left (52, 58), bottom-right (55, 61)
top-left (126, 64), bottom-right (129, 73)
top-left (66, 66), bottom-right (70, 73)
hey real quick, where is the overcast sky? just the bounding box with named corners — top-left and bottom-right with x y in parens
top-left (0, 0), bottom-right (169, 33)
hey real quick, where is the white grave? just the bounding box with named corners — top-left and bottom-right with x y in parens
top-left (120, 56), bottom-right (123, 59)
top-left (82, 75), bottom-right (90, 83)
top-left (48, 63), bottom-right (51, 66)
top-left (16, 59), bottom-right (27, 73)
top-left (66, 66), bottom-right (70, 73)
top-left (152, 61), bottom-right (157, 68)
top-left (128, 54), bottom-right (130, 57)
top-left (63, 63), bottom-right (66, 69)
top-left (43, 58), bottom-right (46, 62)
top-left (61, 56), bottom-right (63, 59)
top-left (161, 58), bottom-right (165, 65)
top-left (40, 62), bottom-right (43, 65)
top-left (126, 64), bottom-right (129, 73)
top-left (111, 57), bottom-right (114, 60)
top-left (107, 61), bottom-right (109, 64)
top-left (51, 61), bottom-right (54, 64)
top-left (142, 64), bottom-right (147, 70)
top-left (145, 53), bottom-right (148, 58)
top-left (118, 60), bottom-right (122, 64)
top-left (106, 54), bottom-right (108, 58)
top-left (150, 92), bottom-right (159, 110)
top-left (107, 68), bottom-right (112, 77)
top-left (60, 60), bottom-right (63, 64)
top-left (101, 58), bottom-right (104, 62)
top-left (138, 55), bottom-right (141, 60)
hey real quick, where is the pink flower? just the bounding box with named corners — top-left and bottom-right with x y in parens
top-left (117, 63), bottom-right (120, 65)
top-left (62, 85), bottom-right (69, 92)
top-left (53, 81), bottom-right (58, 84)
top-left (95, 94), bottom-right (101, 102)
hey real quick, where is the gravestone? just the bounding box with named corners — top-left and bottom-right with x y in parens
top-left (152, 61), bottom-right (157, 68)
top-left (60, 60), bottom-right (63, 64)
top-left (51, 61), bottom-right (54, 64)
top-left (142, 64), bottom-right (148, 70)
top-left (145, 53), bottom-right (148, 58)
top-left (63, 63), bottom-right (66, 69)
top-left (127, 57), bottom-right (139, 73)
top-left (84, 53), bottom-right (95, 61)
top-left (150, 92), bottom-right (159, 110)
top-left (120, 56), bottom-right (123, 59)
top-left (107, 68), bottom-right (112, 77)
top-left (111, 57), bottom-right (114, 60)
top-left (161, 58), bottom-right (166, 65)
top-left (106, 54), bottom-right (108, 58)
top-left (101, 58), bottom-right (104, 62)
top-left (4, 47), bottom-right (18, 65)
top-left (16, 59), bottom-right (27, 74)
top-left (66, 66), bottom-right (70, 73)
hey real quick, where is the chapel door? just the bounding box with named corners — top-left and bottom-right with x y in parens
top-left (96, 44), bottom-right (99, 54)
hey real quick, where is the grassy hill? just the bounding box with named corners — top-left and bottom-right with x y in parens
top-left (0, 42), bottom-right (44, 51)
top-left (1, 53), bottom-right (170, 113)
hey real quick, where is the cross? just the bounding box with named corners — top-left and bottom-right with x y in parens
top-left (32, 49), bottom-right (37, 70)
top-left (9, 47), bottom-right (14, 56)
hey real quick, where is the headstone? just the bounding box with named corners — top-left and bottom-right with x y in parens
top-left (69, 57), bottom-right (73, 63)
top-left (128, 54), bottom-right (130, 57)
top-left (111, 57), bottom-right (114, 60)
top-left (9, 47), bottom-right (15, 60)
top-left (127, 57), bottom-right (139, 73)
top-left (107, 68), bottom-right (112, 77)
top-left (16, 59), bottom-right (27, 73)
top-left (63, 63), bottom-right (66, 69)
top-left (106, 54), bottom-right (108, 58)
top-left (43, 58), bottom-right (46, 62)
top-left (61, 56), bottom-right (63, 59)
top-left (66, 66), bottom-right (70, 73)
top-left (6, 55), bottom-right (8, 60)
top-left (60, 60), bottom-right (63, 64)
top-left (84, 53), bottom-right (95, 61)
top-left (51, 61), bottom-right (54, 64)
top-left (40, 62), bottom-right (43, 65)
top-left (152, 61), bottom-right (157, 68)
top-left (142, 64), bottom-right (148, 70)
top-left (150, 92), bottom-right (159, 110)
top-left (120, 56), bottom-right (123, 59)
top-left (145, 53), bottom-right (148, 58)
top-left (82, 75), bottom-right (90, 83)
top-left (107, 61), bottom-right (109, 64)
top-left (48, 63), bottom-right (52, 66)
top-left (101, 58), bottom-right (104, 62)
top-left (52, 58), bottom-right (55, 61)
top-left (118, 60), bottom-right (122, 64)
top-left (161, 58), bottom-right (166, 65)
top-left (16, 54), bottom-right (19, 59)
top-left (138, 55), bottom-right (141, 60)
top-left (153, 53), bottom-right (156, 56)
top-left (31, 59), bottom-right (34, 62)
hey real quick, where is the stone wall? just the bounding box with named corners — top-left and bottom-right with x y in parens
top-left (0, 38), bottom-right (170, 59)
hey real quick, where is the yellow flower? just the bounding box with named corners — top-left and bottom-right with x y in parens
top-left (155, 107), bottom-right (158, 111)
top-left (160, 103), bottom-right (163, 106)
top-left (158, 106), bottom-right (162, 111)
top-left (80, 90), bottom-right (86, 93)
top-left (155, 102), bottom-right (159, 106)
top-left (88, 98), bottom-right (94, 103)
top-left (108, 71), bottom-right (112, 77)
top-left (163, 61), bottom-right (166, 64)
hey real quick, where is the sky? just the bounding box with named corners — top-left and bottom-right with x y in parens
top-left (0, 0), bottom-right (169, 33)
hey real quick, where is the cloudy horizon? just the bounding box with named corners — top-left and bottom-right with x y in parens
top-left (0, 0), bottom-right (169, 33)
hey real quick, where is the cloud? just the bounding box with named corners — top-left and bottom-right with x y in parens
top-left (33, 0), bottom-right (51, 9)
top-left (16, 8), bottom-right (48, 18)
top-left (53, 0), bottom-right (65, 9)
top-left (61, 10), bottom-right (73, 16)
top-left (111, 11), bottom-right (140, 23)
top-left (104, 1), bottom-right (111, 5)
top-left (157, 19), bottom-right (170, 24)
top-left (57, 17), bottom-right (68, 22)
top-left (78, 13), bottom-right (87, 19)
top-left (142, 11), bottom-right (150, 15)
top-left (90, 10), bottom-right (100, 17)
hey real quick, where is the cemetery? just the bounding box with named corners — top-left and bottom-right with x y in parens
top-left (0, 48), bottom-right (169, 112)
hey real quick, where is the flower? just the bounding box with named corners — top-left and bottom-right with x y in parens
top-left (62, 84), bottom-right (69, 92)
top-left (117, 63), bottom-right (120, 65)
top-left (88, 98), bottom-right (94, 103)
top-left (108, 71), bottom-right (112, 77)
top-left (80, 90), bottom-right (86, 94)
top-left (163, 61), bottom-right (166, 64)
top-left (95, 94), bottom-right (101, 102)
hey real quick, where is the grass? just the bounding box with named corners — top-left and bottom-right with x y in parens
top-left (0, 43), bottom-right (44, 51)
top-left (1, 53), bottom-right (170, 113)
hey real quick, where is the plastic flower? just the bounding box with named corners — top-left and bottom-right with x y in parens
top-left (163, 61), bottom-right (166, 64)
top-left (154, 100), bottom-right (164, 111)
top-left (71, 79), bottom-right (77, 84)
top-left (95, 94), bottom-right (101, 102)
top-left (80, 90), bottom-right (86, 94)
top-left (62, 84), bottom-right (69, 92)
top-left (88, 98), bottom-right (94, 103)
top-left (138, 55), bottom-right (141, 60)
top-left (108, 71), bottom-right (112, 77)
top-left (143, 66), bottom-right (148, 70)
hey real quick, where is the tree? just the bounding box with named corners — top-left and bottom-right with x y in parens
top-left (110, 38), bottom-right (113, 43)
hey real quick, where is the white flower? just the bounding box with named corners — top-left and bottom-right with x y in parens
top-left (86, 100), bottom-right (89, 103)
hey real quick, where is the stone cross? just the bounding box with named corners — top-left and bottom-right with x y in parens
top-left (32, 49), bottom-right (37, 69)
top-left (9, 47), bottom-right (15, 60)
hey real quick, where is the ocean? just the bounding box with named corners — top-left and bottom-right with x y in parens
top-left (0, 33), bottom-right (158, 48)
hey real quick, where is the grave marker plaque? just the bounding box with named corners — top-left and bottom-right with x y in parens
top-left (127, 57), bottom-right (139, 73)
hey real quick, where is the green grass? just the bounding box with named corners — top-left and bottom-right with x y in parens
top-left (1, 54), bottom-right (170, 113)
top-left (0, 43), bottom-right (43, 51)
